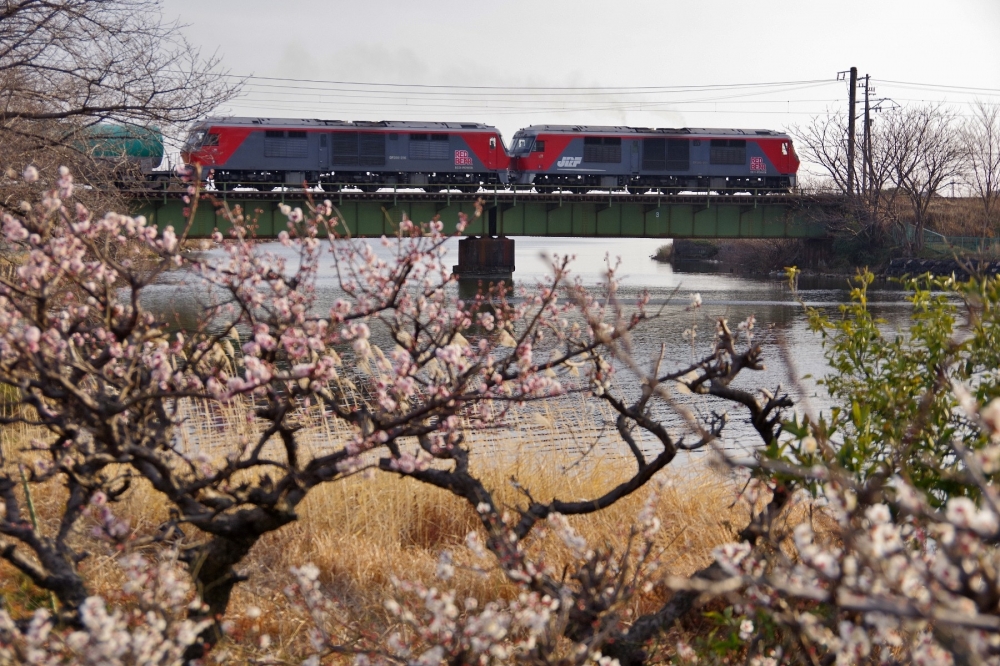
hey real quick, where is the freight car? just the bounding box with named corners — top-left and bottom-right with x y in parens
top-left (181, 117), bottom-right (510, 191)
top-left (82, 124), bottom-right (165, 174)
top-left (508, 125), bottom-right (799, 192)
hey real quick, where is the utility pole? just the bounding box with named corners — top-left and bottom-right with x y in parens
top-left (838, 67), bottom-right (858, 195)
top-left (862, 74), bottom-right (871, 195)
top-left (847, 67), bottom-right (858, 195)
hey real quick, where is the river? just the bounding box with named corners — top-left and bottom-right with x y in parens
top-left (145, 237), bottom-right (916, 462)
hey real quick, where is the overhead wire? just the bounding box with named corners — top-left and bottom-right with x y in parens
top-left (874, 79), bottom-right (1000, 94)
top-left (205, 72), bottom-right (997, 124)
top-left (232, 81), bottom-right (838, 109)
top-left (219, 73), bottom-right (838, 92)
top-left (225, 81), bottom-right (841, 118)
top-left (228, 98), bottom-right (845, 111)
top-left (218, 102), bottom-right (843, 116)
top-left (233, 80), bottom-right (839, 100)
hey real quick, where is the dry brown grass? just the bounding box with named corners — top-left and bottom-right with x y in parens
top-left (922, 196), bottom-right (997, 238)
top-left (0, 395), bottom-right (757, 660)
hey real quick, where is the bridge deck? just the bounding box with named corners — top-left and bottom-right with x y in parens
top-left (130, 189), bottom-right (836, 239)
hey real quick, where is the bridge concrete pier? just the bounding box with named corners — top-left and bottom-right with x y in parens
top-left (453, 236), bottom-right (515, 281)
top-left (452, 209), bottom-right (515, 282)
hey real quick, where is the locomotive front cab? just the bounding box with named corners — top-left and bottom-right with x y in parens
top-left (180, 123), bottom-right (221, 170)
top-left (509, 133), bottom-right (536, 157)
top-left (508, 131), bottom-right (540, 183)
top-left (784, 139), bottom-right (800, 187)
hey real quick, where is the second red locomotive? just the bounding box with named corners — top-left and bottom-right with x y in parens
top-left (509, 125), bottom-right (798, 191)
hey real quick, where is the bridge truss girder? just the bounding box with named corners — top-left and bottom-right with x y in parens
top-left (134, 195), bottom-right (828, 240)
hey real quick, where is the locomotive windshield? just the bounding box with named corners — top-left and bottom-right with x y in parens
top-left (182, 129), bottom-right (207, 152)
top-left (510, 134), bottom-right (536, 156)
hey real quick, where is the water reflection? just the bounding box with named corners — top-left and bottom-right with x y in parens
top-left (456, 278), bottom-right (514, 302)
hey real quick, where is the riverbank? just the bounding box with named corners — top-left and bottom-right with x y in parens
top-left (883, 256), bottom-right (1000, 279)
top-left (651, 238), bottom-right (1000, 281)
top-left (651, 238), bottom-right (857, 277)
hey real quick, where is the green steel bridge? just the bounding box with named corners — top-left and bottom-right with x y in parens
top-left (133, 187), bottom-right (838, 240)
top-left (131, 187), bottom-right (842, 279)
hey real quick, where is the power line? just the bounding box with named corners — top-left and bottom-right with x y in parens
top-left (875, 79), bottom-right (1000, 94)
top-left (205, 71), bottom-right (998, 122)
top-left (236, 83), bottom-right (835, 106)
top-left (890, 97), bottom-right (1000, 105)
top-left (237, 85), bottom-right (834, 102)
top-left (208, 70), bottom-right (1000, 99)
top-left (232, 96), bottom-right (844, 108)
top-left (222, 73), bottom-right (837, 93)
top-left (226, 81), bottom-right (841, 118)
top-left (231, 87), bottom-right (839, 112)
top-left (217, 101), bottom-right (842, 117)
top-left (234, 80), bottom-right (840, 100)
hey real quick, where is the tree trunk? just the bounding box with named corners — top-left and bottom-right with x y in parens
top-left (181, 534), bottom-right (260, 662)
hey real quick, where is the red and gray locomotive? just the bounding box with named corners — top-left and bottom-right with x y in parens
top-left (508, 125), bottom-right (798, 191)
top-left (182, 117), bottom-right (799, 193)
top-left (181, 117), bottom-right (510, 191)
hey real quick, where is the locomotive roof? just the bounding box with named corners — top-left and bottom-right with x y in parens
top-left (518, 125), bottom-right (789, 137)
top-left (194, 117), bottom-right (499, 131)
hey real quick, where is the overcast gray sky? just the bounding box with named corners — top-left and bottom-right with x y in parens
top-left (163, 0), bottom-right (1000, 140)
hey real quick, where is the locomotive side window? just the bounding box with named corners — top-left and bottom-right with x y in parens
top-left (203, 133), bottom-right (219, 147)
top-left (532, 140), bottom-right (545, 153)
top-left (584, 137), bottom-right (621, 163)
top-left (709, 139), bottom-right (746, 165)
top-left (781, 142), bottom-right (789, 155)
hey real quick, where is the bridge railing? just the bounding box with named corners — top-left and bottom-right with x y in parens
top-left (136, 179), bottom-right (801, 200)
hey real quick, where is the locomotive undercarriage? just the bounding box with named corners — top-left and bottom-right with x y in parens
top-left (529, 173), bottom-right (792, 193)
top-left (211, 170), bottom-right (501, 192)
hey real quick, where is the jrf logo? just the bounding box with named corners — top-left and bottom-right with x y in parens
top-left (557, 156), bottom-right (583, 168)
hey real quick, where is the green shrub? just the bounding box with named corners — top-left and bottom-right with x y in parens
top-left (772, 269), bottom-right (1000, 503)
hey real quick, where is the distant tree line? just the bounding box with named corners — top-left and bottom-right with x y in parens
top-left (795, 102), bottom-right (1000, 255)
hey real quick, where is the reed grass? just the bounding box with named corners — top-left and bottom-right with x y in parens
top-left (0, 392), bottom-right (757, 660)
